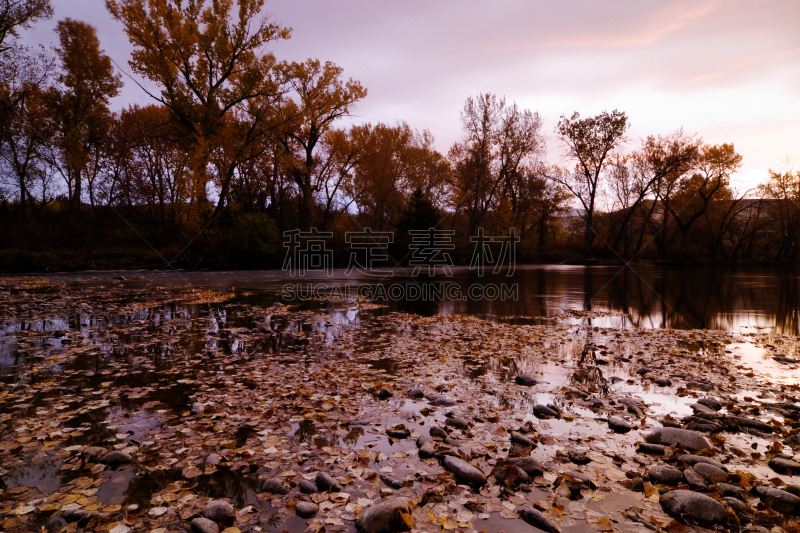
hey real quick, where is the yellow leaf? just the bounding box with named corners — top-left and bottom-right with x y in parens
top-left (400, 512), bottom-right (414, 529)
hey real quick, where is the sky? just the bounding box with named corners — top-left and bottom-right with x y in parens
top-left (18, 0), bottom-right (800, 190)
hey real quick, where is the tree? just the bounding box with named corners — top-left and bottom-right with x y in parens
top-left (448, 93), bottom-right (543, 237)
top-left (105, 0), bottom-right (292, 215)
top-left (759, 169), bottom-right (800, 260)
top-left (45, 18), bottom-right (122, 216)
top-left (555, 109), bottom-right (629, 255)
top-left (0, 0), bottom-right (52, 54)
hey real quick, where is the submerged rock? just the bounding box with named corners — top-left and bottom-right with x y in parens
top-left (355, 497), bottom-right (414, 533)
top-left (515, 374), bottom-right (536, 386)
top-left (645, 428), bottom-right (710, 451)
top-left (260, 478), bottom-right (290, 495)
top-left (443, 456), bottom-right (487, 485)
top-left (659, 490), bottom-right (728, 526)
top-left (647, 465), bottom-right (683, 485)
top-left (201, 500), bottom-right (235, 524)
top-left (295, 501), bottom-right (319, 518)
top-left (100, 450), bottom-right (133, 467)
top-left (519, 508), bottom-right (561, 533)
top-left (315, 472), bottom-right (342, 492)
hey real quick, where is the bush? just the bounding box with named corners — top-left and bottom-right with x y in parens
top-left (230, 213), bottom-right (280, 268)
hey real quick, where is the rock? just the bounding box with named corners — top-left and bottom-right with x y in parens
top-left (567, 388), bottom-right (588, 399)
top-left (645, 428), bottom-right (710, 451)
top-left (627, 404), bottom-right (646, 418)
top-left (508, 443), bottom-right (532, 457)
top-left (682, 468), bottom-right (707, 491)
top-left (534, 404), bottom-right (558, 419)
top-left (408, 389), bottom-right (425, 399)
top-left (510, 431), bottom-right (535, 447)
top-left (677, 455), bottom-right (725, 470)
top-left (515, 374), bottom-right (536, 386)
top-left (355, 497), bottom-right (414, 533)
top-left (647, 465), bottom-right (683, 485)
top-left (418, 437), bottom-right (436, 459)
top-left (659, 417), bottom-right (683, 428)
top-left (315, 472), bottom-right (342, 492)
top-left (724, 497), bottom-right (751, 522)
top-left (697, 398), bottom-right (723, 411)
top-left (566, 470), bottom-right (596, 490)
top-left (754, 486), bottom-right (800, 514)
top-left (445, 417), bottom-right (470, 430)
top-left (519, 508), bottom-right (561, 533)
top-left (687, 421), bottom-right (722, 433)
top-left (509, 457), bottom-right (545, 478)
top-left (655, 378), bottom-right (672, 387)
top-left (205, 453), bottom-right (222, 465)
top-left (429, 426), bottom-right (448, 439)
top-left (693, 463), bottom-right (728, 483)
top-left (691, 403), bottom-right (718, 415)
top-left (201, 500), bottom-right (235, 524)
top-left (377, 388), bottom-right (393, 400)
top-left (725, 415), bottom-right (774, 433)
top-left (80, 446), bottom-right (107, 460)
top-left (379, 474), bottom-right (405, 489)
top-left (769, 457), bottom-right (800, 475)
top-left (443, 456), bottom-right (487, 485)
top-left (191, 517), bottom-right (220, 533)
top-left (295, 501), bottom-right (319, 518)
top-left (608, 416), bottom-right (635, 433)
top-left (717, 483), bottom-right (742, 498)
top-left (100, 450), bottom-right (133, 467)
top-left (428, 396), bottom-right (455, 406)
top-left (636, 443), bottom-right (665, 455)
top-left (299, 479), bottom-right (318, 494)
top-left (492, 462), bottom-right (531, 487)
top-left (786, 485), bottom-right (800, 497)
top-left (260, 478), bottom-right (290, 495)
top-left (636, 368), bottom-right (651, 376)
top-left (659, 490), bottom-right (728, 526)
top-left (386, 428), bottom-right (410, 439)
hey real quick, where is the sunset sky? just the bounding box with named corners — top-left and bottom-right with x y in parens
top-left (18, 0), bottom-right (800, 190)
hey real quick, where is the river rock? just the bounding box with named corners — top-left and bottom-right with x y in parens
top-left (682, 468), bottom-right (707, 490)
top-left (100, 450), bottom-right (133, 467)
top-left (443, 456), bottom-right (487, 485)
top-left (201, 500), bottom-right (235, 524)
top-left (724, 497), bottom-right (751, 521)
top-left (191, 517), bottom-right (220, 533)
top-left (299, 479), bottom-right (318, 493)
top-left (295, 501), bottom-right (319, 518)
top-left (510, 431), bottom-right (535, 447)
top-left (418, 438), bottom-right (436, 459)
top-left (81, 446), bottom-right (107, 460)
top-left (377, 388), bottom-right (393, 399)
top-left (428, 395), bottom-right (456, 406)
top-left (687, 421), bottom-right (722, 433)
top-left (754, 486), bottom-right (800, 514)
top-left (445, 417), bottom-right (470, 430)
top-left (379, 474), bottom-right (405, 489)
top-left (636, 443), bottom-right (665, 455)
top-left (648, 465), bottom-right (683, 485)
top-left (717, 483), bottom-right (742, 498)
top-left (677, 455), bottom-right (725, 470)
top-left (315, 472), bottom-right (342, 492)
top-left (645, 428), bottom-right (710, 451)
top-left (355, 497), bottom-right (414, 533)
top-left (260, 478), bottom-right (290, 494)
top-left (659, 490), bottom-right (728, 525)
top-left (515, 374), bottom-right (536, 386)
top-left (608, 416), bottom-right (635, 433)
top-left (697, 398), bottom-right (723, 411)
top-left (534, 404), bottom-right (558, 419)
top-left (430, 426), bottom-right (448, 439)
top-left (519, 508), bottom-right (561, 533)
top-left (691, 403), bottom-right (718, 415)
top-left (655, 378), bottom-right (672, 387)
top-left (408, 388), bottom-right (425, 399)
top-left (492, 462), bottom-right (531, 486)
top-left (386, 427), bottom-right (410, 439)
top-left (769, 457), bottom-right (800, 475)
top-left (568, 449), bottom-right (591, 465)
top-left (509, 457), bottom-right (545, 478)
top-left (693, 462), bottom-right (728, 483)
top-left (726, 415), bottom-right (774, 433)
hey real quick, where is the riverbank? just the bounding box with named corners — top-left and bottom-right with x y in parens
top-left (1, 277), bottom-right (800, 533)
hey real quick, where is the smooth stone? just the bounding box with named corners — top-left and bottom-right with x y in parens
top-left (682, 468), bottom-right (707, 491)
top-left (677, 455), bottom-right (726, 470)
top-left (510, 431), bottom-right (535, 447)
top-left (295, 501), bottom-right (319, 518)
top-left (81, 446), bottom-right (107, 460)
top-left (769, 457), bottom-right (800, 475)
top-left (509, 457), bottom-right (545, 478)
top-left (445, 417), bottom-right (470, 430)
top-left (645, 428), bottom-right (710, 451)
top-left (786, 485), bottom-right (800, 497)
top-left (687, 421), bottom-right (722, 433)
top-left (725, 415), bottom-right (774, 433)
top-left (377, 388), bottom-right (393, 399)
top-left (429, 426), bottom-right (448, 439)
top-left (201, 500), bottom-right (235, 524)
top-left (260, 478), bottom-right (290, 495)
top-left (691, 403), bottom-right (717, 415)
top-left (608, 416), bottom-right (635, 433)
top-left (627, 404), bottom-right (646, 417)
top-left (648, 465), bottom-right (683, 485)
top-left (519, 508), bottom-right (561, 533)
top-left (724, 497), bottom-right (751, 521)
top-left (379, 474), bottom-right (404, 489)
top-left (566, 471), bottom-right (596, 490)
top-left (693, 463), bottom-right (728, 483)
top-left (299, 479), bottom-right (318, 494)
top-left (568, 449), bottom-right (591, 465)
top-left (534, 404), bottom-right (558, 419)
top-left (443, 456), bottom-right (487, 485)
top-left (568, 389), bottom-right (588, 399)
top-left (428, 396), bottom-right (456, 406)
top-left (655, 378), bottom-right (672, 387)
top-left (515, 374), bottom-right (536, 386)
top-left (315, 472), bottom-right (342, 492)
top-left (659, 490), bottom-right (728, 526)
top-left (355, 497), bottom-right (414, 533)
top-left (717, 483), bottom-right (742, 498)
top-left (508, 443), bottom-right (531, 457)
top-left (386, 428), bottom-right (410, 439)
top-left (659, 418), bottom-right (683, 428)
top-left (100, 450), bottom-right (133, 466)
top-left (418, 438), bottom-right (436, 459)
top-left (754, 486), bottom-right (800, 514)
top-left (697, 398), bottom-right (723, 411)
top-left (191, 517), bottom-right (220, 533)
top-left (636, 443), bottom-right (665, 455)
top-left (408, 388), bottom-right (425, 399)
top-left (492, 462), bottom-right (531, 486)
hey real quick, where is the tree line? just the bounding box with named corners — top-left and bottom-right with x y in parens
top-left (1, 0), bottom-right (798, 272)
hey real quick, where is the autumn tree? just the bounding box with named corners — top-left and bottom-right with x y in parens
top-left (277, 59), bottom-right (366, 229)
top-left (105, 0), bottom-right (292, 216)
top-left (555, 109), bottom-right (629, 255)
top-left (448, 93), bottom-right (543, 237)
top-left (760, 169), bottom-right (800, 260)
top-left (0, 0), bottom-right (52, 54)
top-left (45, 18), bottom-right (122, 216)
